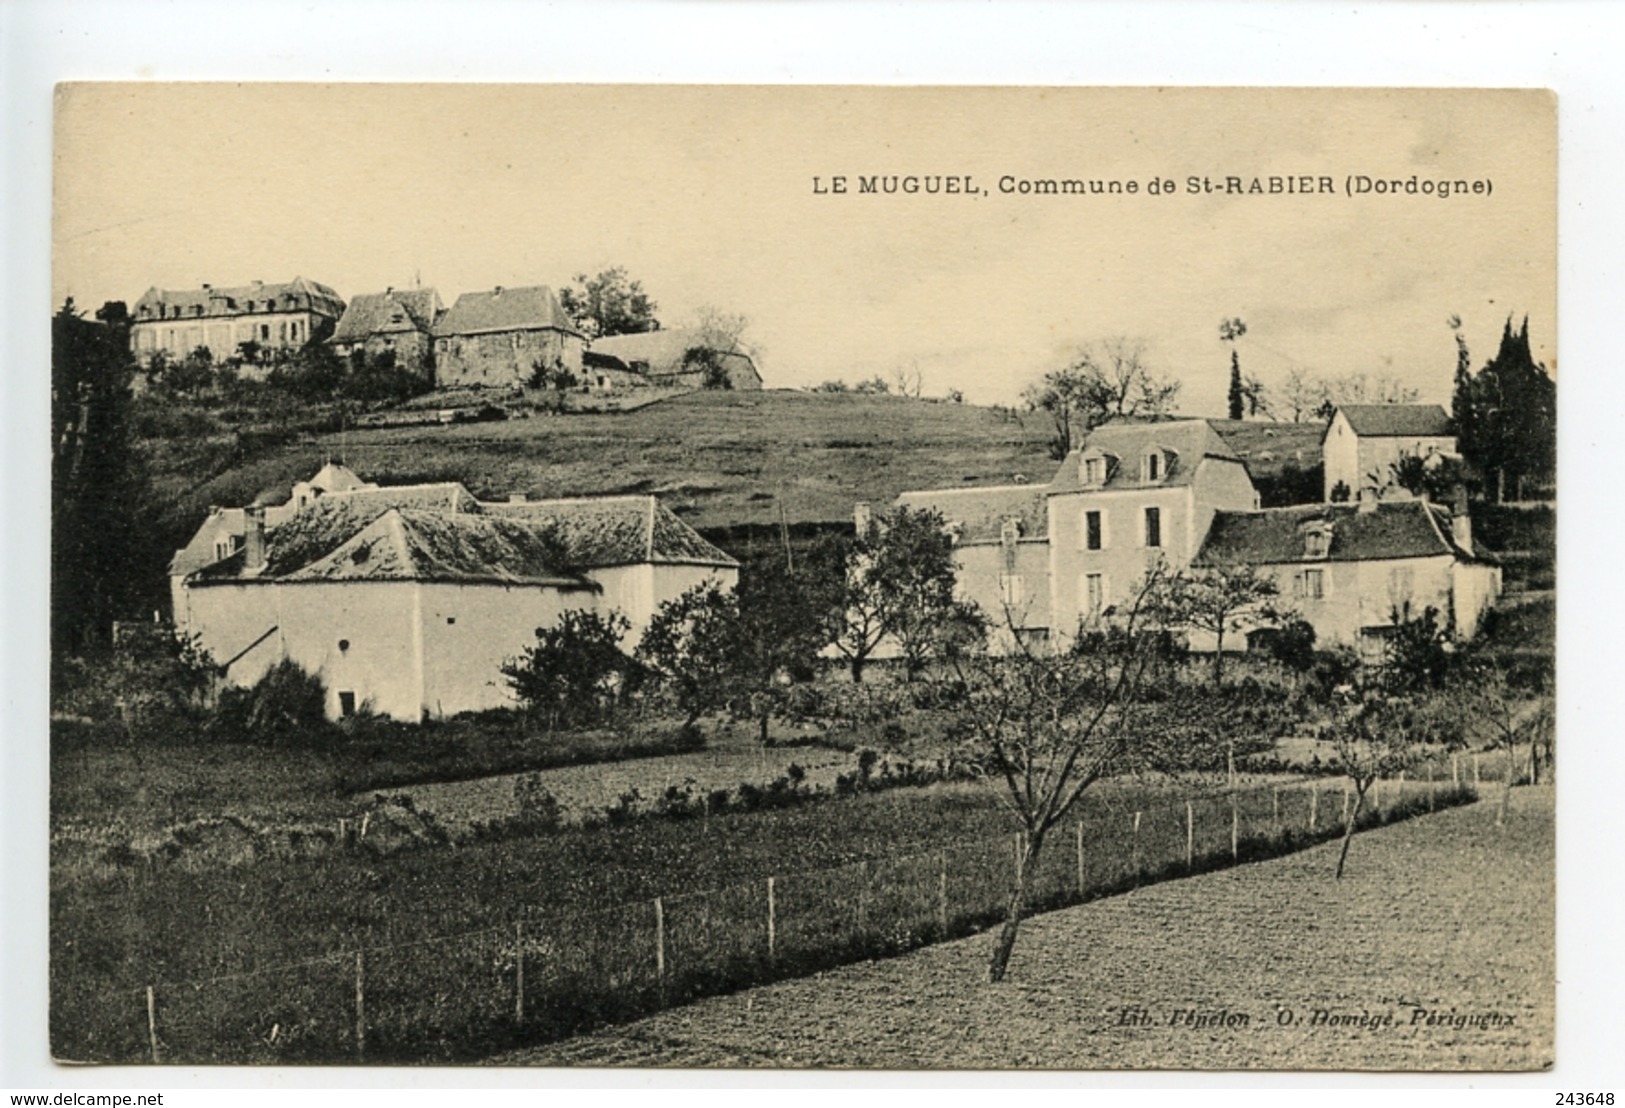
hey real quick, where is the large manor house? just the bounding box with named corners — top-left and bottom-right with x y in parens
top-left (129, 276), bottom-right (763, 391)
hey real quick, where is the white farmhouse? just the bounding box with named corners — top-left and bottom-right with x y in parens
top-left (1322, 404), bottom-right (1456, 502)
top-left (169, 466), bottom-right (738, 721)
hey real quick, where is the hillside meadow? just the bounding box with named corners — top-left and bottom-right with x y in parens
top-left (144, 390), bottom-right (1057, 541)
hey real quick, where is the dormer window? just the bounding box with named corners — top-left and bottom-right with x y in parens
top-left (1143, 451), bottom-right (1163, 482)
top-left (1301, 520), bottom-right (1333, 559)
top-left (1084, 457), bottom-right (1104, 485)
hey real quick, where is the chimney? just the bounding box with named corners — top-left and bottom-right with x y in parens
top-left (1356, 485), bottom-right (1379, 514)
top-left (493, 285), bottom-right (504, 297)
top-left (853, 501), bottom-right (872, 534)
top-left (244, 505), bottom-right (268, 573)
top-left (1450, 487), bottom-right (1474, 555)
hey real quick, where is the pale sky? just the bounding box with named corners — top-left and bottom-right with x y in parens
top-left (54, 85), bottom-right (1554, 414)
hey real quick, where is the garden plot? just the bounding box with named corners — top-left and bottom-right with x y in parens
top-left (377, 739), bottom-right (857, 830)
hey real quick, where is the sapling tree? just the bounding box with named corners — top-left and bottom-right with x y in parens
top-left (1321, 688), bottom-right (1452, 878)
top-left (1158, 564), bottom-right (1280, 687)
top-left (939, 565), bottom-right (1171, 982)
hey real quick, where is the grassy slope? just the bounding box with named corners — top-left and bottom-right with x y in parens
top-left (148, 390), bottom-right (1055, 538)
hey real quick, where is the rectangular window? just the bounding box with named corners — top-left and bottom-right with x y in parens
top-left (1144, 506), bottom-right (1162, 548)
top-left (1304, 568), bottom-right (1325, 599)
top-left (1085, 510), bottom-right (1102, 551)
top-left (1145, 453), bottom-right (1161, 480)
top-left (1084, 458), bottom-right (1103, 484)
top-left (1085, 573), bottom-right (1105, 619)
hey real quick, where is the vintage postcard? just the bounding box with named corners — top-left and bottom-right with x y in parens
top-left (48, 84), bottom-right (1555, 1071)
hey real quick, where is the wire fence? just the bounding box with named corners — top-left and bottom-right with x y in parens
top-left (59, 757), bottom-right (1477, 1065)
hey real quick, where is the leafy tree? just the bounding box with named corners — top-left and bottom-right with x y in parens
top-left (52, 300), bottom-right (157, 652)
top-left (938, 565), bottom-right (1171, 982)
top-left (1388, 449), bottom-right (1469, 502)
top-left (1382, 603), bottom-right (1453, 692)
top-left (210, 658), bottom-right (331, 746)
top-left (1158, 564), bottom-right (1280, 686)
top-left (559, 267), bottom-right (660, 339)
top-left (732, 551), bottom-right (843, 742)
top-left (502, 610), bottom-right (635, 730)
top-left (1221, 317), bottom-right (1248, 420)
top-left (831, 505), bottom-right (964, 683)
top-left (1023, 337), bottom-right (1179, 459)
top-left (1259, 616), bottom-right (1317, 672)
top-left (636, 582), bottom-right (743, 729)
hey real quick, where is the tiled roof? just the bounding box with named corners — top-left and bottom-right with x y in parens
top-left (132, 277), bottom-right (344, 322)
top-left (1192, 499), bottom-right (1477, 567)
top-left (1206, 420), bottom-right (1327, 480)
top-left (588, 328), bottom-right (759, 379)
top-left (184, 468), bottom-right (735, 585)
top-left (484, 496), bottom-right (738, 568)
top-left (283, 509), bottom-right (592, 587)
top-left (1334, 404), bottom-right (1453, 438)
top-left (431, 286), bottom-right (581, 339)
top-left (329, 289), bottom-right (442, 343)
top-left (1049, 419), bottom-right (1244, 492)
top-left (893, 485), bottom-right (1049, 545)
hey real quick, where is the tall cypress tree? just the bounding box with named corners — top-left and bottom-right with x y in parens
top-left (1459, 315), bottom-right (1556, 502)
top-left (52, 300), bottom-right (154, 653)
top-left (1220, 317), bottom-right (1247, 420)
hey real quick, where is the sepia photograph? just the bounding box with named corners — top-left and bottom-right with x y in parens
top-left (42, 81), bottom-right (1559, 1074)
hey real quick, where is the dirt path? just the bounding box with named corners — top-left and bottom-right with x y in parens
top-left (494, 785), bottom-right (1554, 1070)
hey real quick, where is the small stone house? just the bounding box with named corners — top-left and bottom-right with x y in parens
top-left (431, 285), bottom-right (585, 388)
top-left (327, 288), bottom-right (444, 377)
top-left (1322, 404), bottom-right (1456, 502)
top-left (587, 328), bottom-right (763, 390)
top-left (169, 467), bottom-right (738, 721)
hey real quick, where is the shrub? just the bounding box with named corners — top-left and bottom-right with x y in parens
top-left (210, 659), bottom-right (331, 746)
top-left (502, 610), bottom-right (635, 730)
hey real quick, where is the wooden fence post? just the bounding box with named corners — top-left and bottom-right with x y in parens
top-left (1309, 781), bottom-right (1319, 833)
top-left (1230, 792), bottom-right (1239, 861)
top-left (1452, 753), bottom-right (1461, 789)
top-left (766, 876), bottom-right (777, 960)
top-left (654, 897), bottom-right (666, 982)
top-left (354, 951), bottom-right (366, 1062)
top-left (857, 861), bottom-right (870, 935)
top-left (938, 852), bottom-right (949, 935)
top-left (1427, 762), bottom-right (1436, 811)
top-left (1184, 800), bottom-right (1194, 869)
top-left (514, 919), bottom-right (525, 1026)
top-left (146, 984), bottom-right (160, 1065)
top-left (1075, 821), bottom-right (1085, 895)
top-left (1131, 812), bottom-right (1142, 876)
top-left (1271, 788), bottom-right (1281, 837)
top-left (1473, 752), bottom-right (1481, 787)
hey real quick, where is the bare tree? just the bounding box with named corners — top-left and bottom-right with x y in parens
top-left (1455, 664), bottom-right (1555, 827)
top-left (691, 305), bottom-right (750, 355)
top-left (1022, 338), bottom-right (1180, 458)
top-left (1279, 367), bottom-right (1328, 423)
top-left (890, 359), bottom-right (925, 398)
top-left (940, 565), bottom-right (1171, 982)
top-left (1322, 690), bottom-right (1448, 878)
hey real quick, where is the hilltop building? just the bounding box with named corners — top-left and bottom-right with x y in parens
top-left (169, 465), bottom-right (737, 721)
top-left (327, 288), bottom-right (444, 376)
top-left (587, 328), bottom-right (763, 391)
top-left (130, 278), bottom-right (345, 372)
top-left (431, 285), bottom-right (585, 388)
